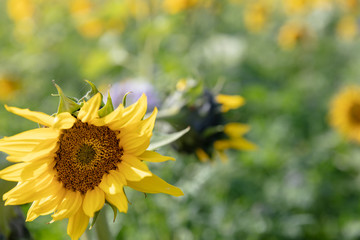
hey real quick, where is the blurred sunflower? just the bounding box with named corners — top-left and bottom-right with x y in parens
top-left (0, 76), bottom-right (21, 101)
top-left (329, 86), bottom-right (360, 142)
top-left (165, 79), bottom-right (256, 162)
top-left (277, 21), bottom-right (308, 50)
top-left (6, 0), bottom-right (35, 39)
top-left (163, 0), bottom-right (198, 14)
top-left (7, 0), bottom-right (34, 22)
top-left (282, 0), bottom-right (312, 15)
top-left (0, 90), bottom-right (183, 240)
top-left (243, 1), bottom-right (269, 33)
top-left (336, 15), bottom-right (358, 41)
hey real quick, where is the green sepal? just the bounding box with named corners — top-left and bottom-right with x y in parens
top-left (148, 126), bottom-right (190, 150)
top-left (106, 201), bottom-right (118, 222)
top-left (53, 82), bottom-right (81, 114)
top-left (98, 92), bottom-right (114, 117)
top-left (122, 91), bottom-right (132, 107)
top-left (89, 210), bottom-right (101, 230)
top-left (83, 80), bottom-right (100, 99)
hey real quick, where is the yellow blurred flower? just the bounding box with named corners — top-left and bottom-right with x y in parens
top-left (7, 0), bottom-right (34, 22)
top-left (337, 0), bottom-right (359, 12)
top-left (126, 0), bottom-right (150, 19)
top-left (76, 18), bottom-right (104, 38)
top-left (163, 0), bottom-right (198, 14)
top-left (336, 15), bottom-right (358, 41)
top-left (0, 76), bottom-right (20, 101)
top-left (282, 0), bottom-right (312, 15)
top-left (216, 94), bottom-right (245, 112)
top-left (244, 1), bottom-right (269, 33)
top-left (277, 21), bottom-right (308, 50)
top-left (329, 86), bottom-right (360, 142)
top-left (70, 0), bottom-right (129, 38)
top-left (69, 0), bottom-right (92, 16)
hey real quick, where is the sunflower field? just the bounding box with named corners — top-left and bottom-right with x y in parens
top-left (0, 0), bottom-right (360, 240)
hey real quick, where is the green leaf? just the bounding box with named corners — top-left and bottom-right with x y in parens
top-left (98, 92), bottom-right (114, 117)
top-left (53, 82), bottom-right (81, 114)
top-left (89, 211), bottom-right (100, 230)
top-left (148, 126), bottom-right (190, 150)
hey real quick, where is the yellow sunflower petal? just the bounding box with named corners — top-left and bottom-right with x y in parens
top-left (0, 160), bottom-right (53, 182)
top-left (26, 186), bottom-right (66, 222)
top-left (127, 173), bottom-right (183, 197)
top-left (52, 190), bottom-right (82, 221)
top-left (107, 94), bottom-right (147, 130)
top-left (5, 105), bottom-right (55, 127)
top-left (119, 155), bottom-right (152, 180)
top-left (26, 200), bottom-right (41, 222)
top-left (1, 127), bottom-right (59, 141)
top-left (53, 112), bottom-right (76, 129)
top-left (118, 162), bottom-right (145, 182)
top-left (0, 128), bottom-right (59, 158)
top-left (0, 163), bottom-right (28, 181)
top-left (216, 150), bottom-right (229, 162)
top-left (105, 189), bottom-right (128, 213)
top-left (213, 140), bottom-right (232, 151)
top-left (82, 186), bottom-right (105, 217)
top-left (195, 148), bottom-right (210, 162)
top-left (138, 150), bottom-right (175, 162)
top-left (67, 208), bottom-right (89, 240)
top-left (229, 138), bottom-right (257, 150)
top-left (215, 94), bottom-right (245, 112)
top-left (4, 173), bottom-right (58, 205)
top-left (120, 132), bottom-right (151, 156)
top-left (224, 123), bottom-right (250, 138)
top-left (77, 93), bottom-right (101, 123)
top-left (92, 104), bottom-right (124, 126)
top-left (122, 154), bottom-right (150, 171)
top-left (98, 170), bottom-right (125, 195)
top-left (9, 138), bottom-right (59, 163)
top-left (120, 107), bottom-right (157, 136)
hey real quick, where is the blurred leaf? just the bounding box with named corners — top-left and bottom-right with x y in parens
top-left (148, 126), bottom-right (190, 150)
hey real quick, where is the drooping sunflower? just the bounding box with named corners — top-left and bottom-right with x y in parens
top-left (167, 79), bottom-right (256, 162)
top-left (329, 86), bottom-right (360, 142)
top-left (0, 92), bottom-right (183, 239)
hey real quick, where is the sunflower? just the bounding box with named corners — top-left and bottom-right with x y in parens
top-left (168, 80), bottom-right (256, 162)
top-left (0, 92), bottom-right (183, 240)
top-left (329, 86), bottom-right (360, 142)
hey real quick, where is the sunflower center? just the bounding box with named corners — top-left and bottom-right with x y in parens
top-left (54, 120), bottom-right (123, 194)
top-left (77, 144), bottom-right (96, 165)
top-left (350, 103), bottom-right (360, 124)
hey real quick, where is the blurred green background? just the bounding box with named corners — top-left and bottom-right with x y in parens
top-left (1, 0), bottom-right (360, 239)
